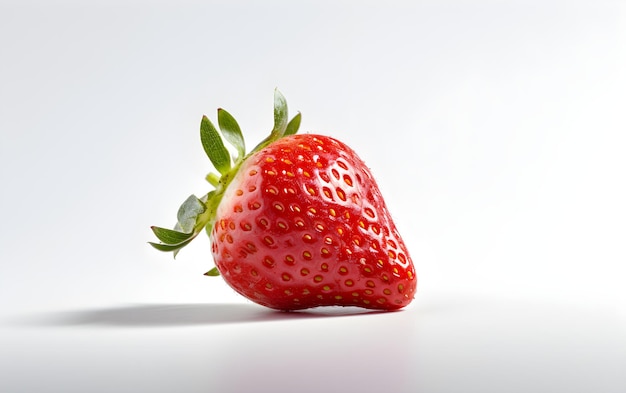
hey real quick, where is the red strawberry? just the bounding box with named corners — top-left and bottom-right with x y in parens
top-left (150, 90), bottom-right (417, 310)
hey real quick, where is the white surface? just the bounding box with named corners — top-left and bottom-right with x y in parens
top-left (1, 1), bottom-right (625, 392)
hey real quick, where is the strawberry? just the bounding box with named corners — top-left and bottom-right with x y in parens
top-left (150, 90), bottom-right (417, 310)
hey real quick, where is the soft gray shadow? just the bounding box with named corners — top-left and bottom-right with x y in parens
top-left (17, 303), bottom-right (388, 328)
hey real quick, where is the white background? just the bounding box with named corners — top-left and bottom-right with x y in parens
top-left (1, 1), bottom-right (625, 392)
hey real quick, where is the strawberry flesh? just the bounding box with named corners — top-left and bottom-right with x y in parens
top-left (211, 134), bottom-right (416, 310)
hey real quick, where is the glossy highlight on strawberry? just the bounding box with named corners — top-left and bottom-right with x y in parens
top-left (150, 90), bottom-right (417, 311)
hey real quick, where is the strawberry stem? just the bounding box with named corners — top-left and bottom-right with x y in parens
top-left (149, 89), bottom-right (302, 267)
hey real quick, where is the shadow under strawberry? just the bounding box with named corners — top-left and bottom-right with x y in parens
top-left (18, 303), bottom-right (393, 328)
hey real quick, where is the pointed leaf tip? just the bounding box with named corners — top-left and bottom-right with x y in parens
top-left (284, 112), bottom-right (301, 136)
top-left (200, 115), bottom-right (231, 175)
top-left (272, 89), bottom-right (288, 138)
top-left (204, 267), bottom-right (220, 276)
top-left (217, 108), bottom-right (245, 160)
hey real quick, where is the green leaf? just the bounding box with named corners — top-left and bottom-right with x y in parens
top-left (271, 89), bottom-right (288, 138)
top-left (218, 108), bottom-right (245, 161)
top-left (148, 239), bottom-right (192, 252)
top-left (204, 267), bottom-right (220, 276)
top-left (150, 226), bottom-right (193, 245)
top-left (200, 115), bottom-right (231, 175)
top-left (284, 112), bottom-right (301, 136)
top-left (177, 195), bottom-right (206, 233)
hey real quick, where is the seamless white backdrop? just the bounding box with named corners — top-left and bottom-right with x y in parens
top-left (1, 1), bottom-right (625, 392)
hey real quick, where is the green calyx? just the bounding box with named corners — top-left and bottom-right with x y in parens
top-left (149, 89), bottom-right (302, 270)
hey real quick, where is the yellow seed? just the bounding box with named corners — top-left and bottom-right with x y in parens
top-left (322, 285), bottom-right (330, 291)
top-left (345, 279), bottom-right (354, 286)
top-left (263, 256), bottom-right (275, 267)
top-left (314, 275), bottom-right (323, 282)
top-left (335, 295), bottom-right (343, 300)
top-left (303, 251), bottom-right (312, 259)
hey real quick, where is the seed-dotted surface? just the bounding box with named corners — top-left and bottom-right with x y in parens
top-left (212, 135), bottom-right (416, 310)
